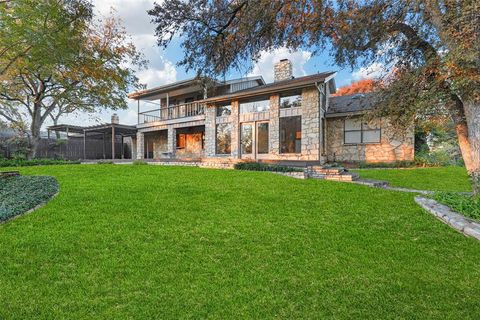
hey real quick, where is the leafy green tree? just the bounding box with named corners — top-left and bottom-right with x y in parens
top-left (0, 0), bottom-right (145, 158)
top-left (149, 0), bottom-right (480, 194)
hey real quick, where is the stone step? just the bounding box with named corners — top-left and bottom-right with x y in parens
top-left (324, 174), bottom-right (357, 182)
top-left (0, 171), bottom-right (20, 178)
top-left (307, 166), bottom-right (346, 175)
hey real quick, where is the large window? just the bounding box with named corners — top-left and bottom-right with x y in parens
top-left (176, 133), bottom-right (186, 149)
top-left (216, 104), bottom-right (231, 117)
top-left (257, 122), bottom-right (269, 154)
top-left (241, 123), bottom-right (253, 154)
top-left (344, 118), bottom-right (381, 144)
top-left (280, 94), bottom-right (302, 109)
top-left (280, 116), bottom-right (301, 154)
top-left (216, 123), bottom-right (232, 154)
top-left (240, 98), bottom-right (270, 114)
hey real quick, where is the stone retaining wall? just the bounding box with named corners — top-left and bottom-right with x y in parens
top-left (415, 197), bottom-right (480, 240)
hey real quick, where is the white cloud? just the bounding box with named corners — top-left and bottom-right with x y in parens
top-left (137, 59), bottom-right (177, 88)
top-left (248, 47), bottom-right (312, 83)
top-left (352, 62), bottom-right (386, 81)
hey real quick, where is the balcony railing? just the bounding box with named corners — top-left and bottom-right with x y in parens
top-left (138, 102), bottom-right (206, 124)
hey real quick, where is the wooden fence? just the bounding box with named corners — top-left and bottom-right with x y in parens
top-left (1, 136), bottom-right (132, 160)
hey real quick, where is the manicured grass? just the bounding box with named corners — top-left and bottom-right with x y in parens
top-left (354, 167), bottom-right (472, 192)
top-left (0, 175), bottom-right (58, 222)
top-left (433, 192), bottom-right (480, 221)
top-left (0, 165), bottom-right (479, 319)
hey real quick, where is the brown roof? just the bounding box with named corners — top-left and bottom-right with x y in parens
top-left (202, 71), bottom-right (336, 103)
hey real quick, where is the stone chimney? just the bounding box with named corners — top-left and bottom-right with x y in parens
top-left (274, 59), bottom-right (293, 82)
top-left (111, 113), bottom-right (119, 124)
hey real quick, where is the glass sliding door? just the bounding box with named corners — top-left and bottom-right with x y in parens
top-left (241, 123), bottom-right (253, 155)
top-left (256, 122), bottom-right (269, 154)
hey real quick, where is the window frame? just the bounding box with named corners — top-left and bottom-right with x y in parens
top-left (279, 93), bottom-right (302, 109)
top-left (343, 118), bottom-right (381, 145)
top-left (216, 104), bottom-right (232, 117)
top-left (215, 123), bottom-right (232, 155)
top-left (239, 98), bottom-right (270, 114)
top-left (279, 116), bottom-right (302, 154)
top-left (240, 123), bottom-right (254, 155)
top-left (256, 121), bottom-right (269, 154)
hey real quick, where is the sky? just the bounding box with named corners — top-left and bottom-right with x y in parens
top-left (54, 0), bottom-right (382, 127)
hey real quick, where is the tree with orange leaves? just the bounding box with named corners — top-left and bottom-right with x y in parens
top-left (149, 0), bottom-right (480, 194)
top-left (334, 79), bottom-right (376, 96)
top-left (0, 0), bottom-right (145, 158)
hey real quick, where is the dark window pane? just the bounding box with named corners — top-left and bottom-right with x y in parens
top-left (257, 122), bottom-right (269, 154)
top-left (216, 104), bottom-right (231, 117)
top-left (240, 99), bottom-right (270, 114)
top-left (216, 123), bottom-right (231, 154)
top-left (280, 94), bottom-right (302, 109)
top-left (176, 133), bottom-right (186, 149)
top-left (280, 116), bottom-right (301, 154)
top-left (241, 123), bottom-right (253, 154)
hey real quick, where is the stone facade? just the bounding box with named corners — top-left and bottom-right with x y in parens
top-left (300, 87), bottom-right (321, 161)
top-left (274, 59), bottom-right (293, 82)
top-left (204, 105), bottom-right (216, 157)
top-left (136, 132), bottom-right (144, 160)
top-left (326, 116), bottom-right (414, 163)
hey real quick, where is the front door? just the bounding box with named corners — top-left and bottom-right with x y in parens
top-left (240, 121), bottom-right (269, 159)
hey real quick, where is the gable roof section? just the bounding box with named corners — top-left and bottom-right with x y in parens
top-left (326, 93), bottom-right (377, 117)
top-left (128, 78), bottom-right (210, 100)
top-left (202, 71), bottom-right (336, 103)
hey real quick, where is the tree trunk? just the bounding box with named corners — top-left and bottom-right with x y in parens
top-left (29, 102), bottom-right (43, 159)
top-left (463, 101), bottom-right (480, 196)
top-left (53, 116), bottom-right (61, 139)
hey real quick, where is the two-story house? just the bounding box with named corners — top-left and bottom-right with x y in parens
top-left (128, 59), bottom-right (414, 165)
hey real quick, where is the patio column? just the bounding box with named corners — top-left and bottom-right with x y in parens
top-left (136, 131), bottom-right (144, 160)
top-left (204, 105), bottom-right (216, 157)
top-left (231, 100), bottom-right (240, 159)
top-left (102, 133), bottom-right (106, 159)
top-left (167, 124), bottom-right (176, 158)
top-left (83, 130), bottom-right (86, 159)
top-left (121, 135), bottom-right (124, 159)
top-left (111, 126), bottom-right (115, 160)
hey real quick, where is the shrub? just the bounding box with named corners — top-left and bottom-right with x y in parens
top-left (234, 162), bottom-right (303, 172)
top-left (415, 150), bottom-right (464, 167)
top-left (358, 161), bottom-right (417, 169)
top-left (432, 192), bottom-right (480, 221)
top-left (97, 160), bottom-right (114, 164)
top-left (0, 175), bottom-right (59, 222)
top-left (133, 159), bottom-right (148, 165)
top-left (0, 159), bottom-right (80, 167)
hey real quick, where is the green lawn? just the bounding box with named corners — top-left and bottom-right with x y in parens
top-left (354, 167), bottom-right (472, 192)
top-left (1, 165), bottom-right (479, 319)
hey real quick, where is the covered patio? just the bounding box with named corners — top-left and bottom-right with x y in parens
top-left (47, 123), bottom-right (137, 160)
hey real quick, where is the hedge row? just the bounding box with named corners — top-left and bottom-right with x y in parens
top-left (234, 162), bottom-right (303, 172)
top-left (0, 159), bottom-right (80, 167)
top-left (0, 175), bottom-right (59, 222)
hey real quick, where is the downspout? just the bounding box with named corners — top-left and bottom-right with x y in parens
top-left (315, 82), bottom-right (327, 163)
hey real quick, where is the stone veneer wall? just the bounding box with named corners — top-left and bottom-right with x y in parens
top-left (204, 105), bottom-right (216, 157)
top-left (300, 87), bottom-right (321, 161)
top-left (274, 59), bottom-right (293, 82)
top-left (136, 132), bottom-right (144, 160)
top-left (204, 87), bottom-right (322, 162)
top-left (326, 116), bottom-right (414, 163)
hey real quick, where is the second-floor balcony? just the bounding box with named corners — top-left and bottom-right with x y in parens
top-left (138, 101), bottom-right (206, 124)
